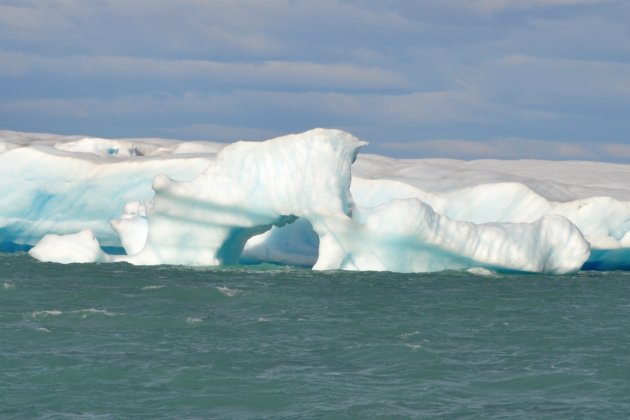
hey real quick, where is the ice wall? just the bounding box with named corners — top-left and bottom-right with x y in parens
top-left (0, 131), bottom-right (220, 251)
top-left (2, 129), bottom-right (629, 273)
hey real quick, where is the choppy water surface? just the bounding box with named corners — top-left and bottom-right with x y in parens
top-left (2, 254), bottom-right (630, 418)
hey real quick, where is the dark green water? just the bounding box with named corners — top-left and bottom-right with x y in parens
top-left (2, 254), bottom-right (630, 419)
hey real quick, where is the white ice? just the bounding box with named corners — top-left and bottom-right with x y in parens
top-left (2, 128), bottom-right (629, 273)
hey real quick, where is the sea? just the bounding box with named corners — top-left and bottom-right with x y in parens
top-left (2, 253), bottom-right (630, 419)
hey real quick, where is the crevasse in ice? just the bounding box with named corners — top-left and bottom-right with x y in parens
top-left (2, 128), bottom-right (629, 273)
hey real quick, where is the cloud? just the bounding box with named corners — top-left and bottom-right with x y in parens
top-left (488, 54), bottom-right (630, 98)
top-left (453, 53), bottom-right (630, 125)
top-left (474, 0), bottom-right (607, 12)
top-left (2, 88), bottom-right (628, 161)
top-left (0, 0), bottom-right (413, 59)
top-left (436, 0), bottom-right (610, 15)
top-left (0, 0), bottom-right (629, 160)
top-left (157, 123), bottom-right (280, 142)
top-left (0, 97), bottom-right (91, 119)
top-left (475, 16), bottom-right (630, 60)
top-left (0, 89), bottom-right (487, 124)
top-left (377, 137), bottom-right (601, 160)
top-left (0, 86), bottom-right (573, 153)
top-left (602, 143), bottom-right (630, 159)
top-left (0, 52), bottom-right (409, 92)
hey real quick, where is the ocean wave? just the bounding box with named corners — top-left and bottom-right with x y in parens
top-left (29, 308), bottom-right (122, 318)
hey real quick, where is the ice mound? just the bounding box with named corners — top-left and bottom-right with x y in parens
top-left (29, 229), bottom-right (112, 264)
top-left (54, 137), bottom-right (164, 157)
top-left (339, 201), bottom-right (588, 274)
top-left (1, 128), bottom-right (629, 273)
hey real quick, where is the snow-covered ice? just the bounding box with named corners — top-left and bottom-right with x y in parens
top-left (2, 128), bottom-right (629, 273)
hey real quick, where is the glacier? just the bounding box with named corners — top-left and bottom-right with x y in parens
top-left (2, 128), bottom-right (630, 273)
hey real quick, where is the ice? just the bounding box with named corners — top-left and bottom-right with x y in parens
top-left (241, 218), bottom-right (320, 267)
top-left (1, 128), bottom-right (629, 273)
top-left (127, 128), bottom-right (364, 266)
top-left (331, 201), bottom-right (589, 274)
top-left (0, 130), bottom-right (219, 251)
top-left (28, 229), bottom-right (112, 264)
top-left (352, 179), bottom-right (630, 250)
top-left (110, 201), bottom-right (149, 255)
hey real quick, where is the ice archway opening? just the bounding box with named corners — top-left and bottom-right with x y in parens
top-left (240, 218), bottom-right (320, 268)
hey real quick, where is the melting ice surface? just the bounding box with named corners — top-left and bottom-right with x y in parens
top-left (1, 128), bottom-right (630, 273)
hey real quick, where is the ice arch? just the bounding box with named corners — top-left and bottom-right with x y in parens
top-left (126, 129), bottom-right (365, 266)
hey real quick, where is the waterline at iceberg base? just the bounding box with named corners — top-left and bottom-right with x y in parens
top-left (1, 128), bottom-right (629, 274)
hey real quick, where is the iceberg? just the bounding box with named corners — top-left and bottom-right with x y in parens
top-left (0, 131), bottom-right (219, 252)
top-left (2, 128), bottom-right (629, 273)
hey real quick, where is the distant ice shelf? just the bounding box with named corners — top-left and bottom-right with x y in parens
top-left (2, 128), bottom-right (629, 273)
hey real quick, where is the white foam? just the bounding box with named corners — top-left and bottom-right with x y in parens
top-left (216, 286), bottom-right (242, 297)
top-left (141, 285), bottom-right (165, 290)
top-left (30, 310), bottom-right (62, 318)
top-left (70, 308), bottom-right (120, 317)
top-left (186, 317), bottom-right (202, 324)
top-left (400, 331), bottom-right (420, 339)
top-left (466, 267), bottom-right (498, 277)
top-left (30, 308), bottom-right (120, 318)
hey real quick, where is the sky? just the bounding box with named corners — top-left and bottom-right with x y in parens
top-left (0, 0), bottom-right (629, 160)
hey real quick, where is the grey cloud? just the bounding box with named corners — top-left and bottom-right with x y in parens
top-left (428, 0), bottom-right (612, 17)
top-left (0, 0), bottom-right (629, 159)
top-left (157, 123), bottom-right (281, 142)
top-left (0, 52), bottom-right (409, 91)
top-left (378, 137), bottom-right (603, 160)
top-left (0, 0), bottom-right (413, 59)
top-left (469, 54), bottom-right (630, 113)
top-left (476, 16), bottom-right (630, 61)
top-left (602, 143), bottom-right (630, 159)
top-left (0, 90), bottom-right (485, 123)
top-left (0, 86), bottom-right (565, 139)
